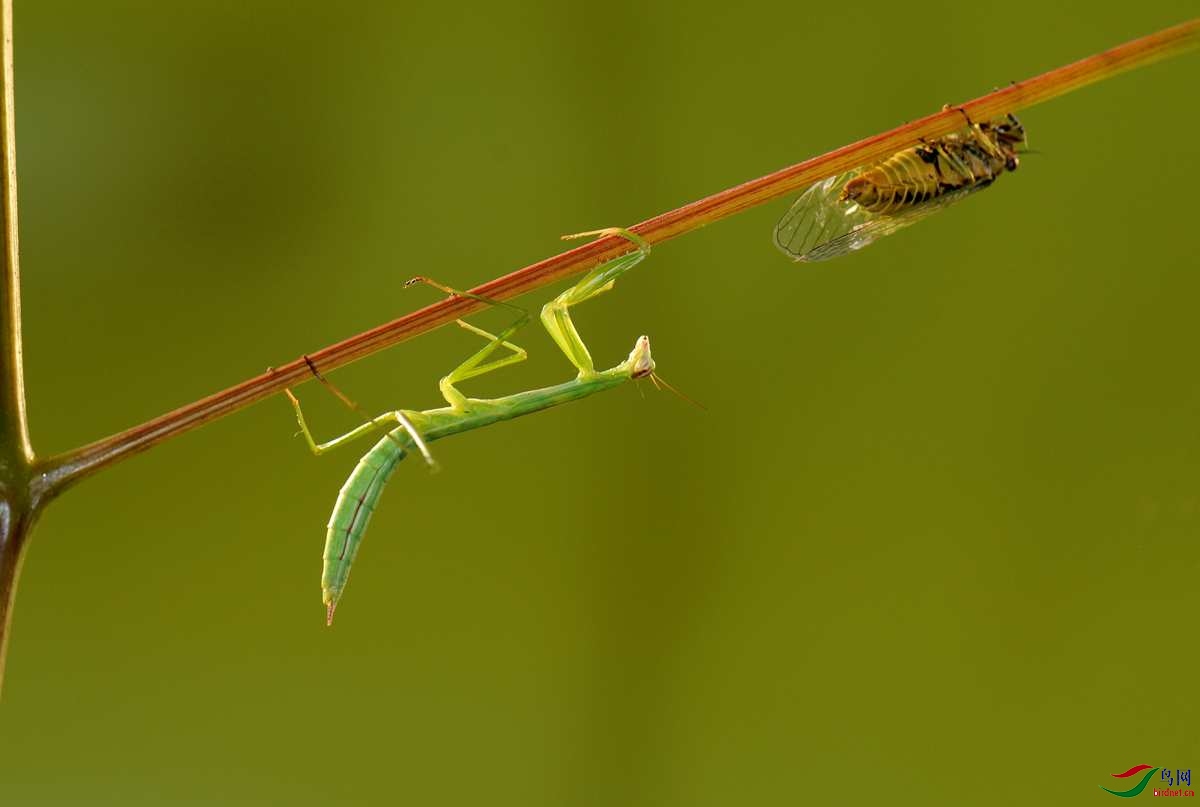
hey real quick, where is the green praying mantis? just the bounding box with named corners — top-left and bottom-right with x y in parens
top-left (284, 228), bottom-right (678, 624)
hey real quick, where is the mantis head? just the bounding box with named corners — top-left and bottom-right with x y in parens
top-left (627, 335), bottom-right (655, 379)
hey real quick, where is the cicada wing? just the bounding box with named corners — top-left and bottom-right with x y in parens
top-left (773, 172), bottom-right (872, 262)
top-left (774, 176), bottom-right (990, 263)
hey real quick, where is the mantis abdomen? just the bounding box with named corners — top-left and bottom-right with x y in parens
top-left (322, 429), bottom-right (408, 621)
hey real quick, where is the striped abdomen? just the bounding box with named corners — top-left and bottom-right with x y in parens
top-left (322, 428), bottom-right (408, 616)
top-left (841, 135), bottom-right (1008, 215)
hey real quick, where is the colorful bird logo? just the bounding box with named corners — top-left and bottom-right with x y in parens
top-left (1101, 765), bottom-right (1160, 798)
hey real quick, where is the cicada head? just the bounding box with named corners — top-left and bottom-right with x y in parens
top-left (994, 113), bottom-right (1027, 171)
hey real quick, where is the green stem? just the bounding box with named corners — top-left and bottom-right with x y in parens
top-left (0, 0), bottom-right (38, 699)
top-left (0, 502), bottom-right (38, 696)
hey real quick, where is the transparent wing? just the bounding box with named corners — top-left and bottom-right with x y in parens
top-left (773, 174), bottom-right (990, 263)
top-left (773, 172), bottom-right (869, 262)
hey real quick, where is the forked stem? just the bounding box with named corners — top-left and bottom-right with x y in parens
top-left (0, 0), bottom-right (38, 699)
top-left (0, 15), bottom-right (1193, 695)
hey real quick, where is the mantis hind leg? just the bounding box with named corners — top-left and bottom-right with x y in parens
top-left (541, 227), bottom-right (650, 376)
top-left (283, 366), bottom-right (436, 468)
top-left (405, 277), bottom-right (531, 409)
top-left (285, 389), bottom-right (402, 455)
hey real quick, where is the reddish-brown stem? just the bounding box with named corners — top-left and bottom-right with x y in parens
top-left (35, 18), bottom-right (1199, 494)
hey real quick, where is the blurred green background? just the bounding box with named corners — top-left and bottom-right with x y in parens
top-left (1, 2), bottom-right (1197, 804)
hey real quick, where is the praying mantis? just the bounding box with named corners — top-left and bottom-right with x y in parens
top-left (285, 228), bottom-right (673, 624)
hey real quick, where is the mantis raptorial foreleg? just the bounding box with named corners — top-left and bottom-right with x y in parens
top-left (406, 227), bottom-right (650, 391)
top-left (540, 228), bottom-right (650, 376)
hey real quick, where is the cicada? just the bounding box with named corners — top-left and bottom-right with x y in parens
top-left (773, 114), bottom-right (1027, 262)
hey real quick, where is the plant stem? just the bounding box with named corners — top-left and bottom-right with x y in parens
top-left (37, 18), bottom-right (1198, 492)
top-left (0, 0), bottom-right (28, 472)
top-left (0, 0), bottom-right (38, 697)
top-left (0, 504), bottom-right (38, 695)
